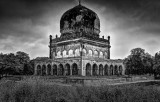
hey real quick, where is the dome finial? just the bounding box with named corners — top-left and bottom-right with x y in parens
top-left (78, 0), bottom-right (81, 5)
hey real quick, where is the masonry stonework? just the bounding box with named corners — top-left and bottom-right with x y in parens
top-left (34, 3), bottom-right (126, 76)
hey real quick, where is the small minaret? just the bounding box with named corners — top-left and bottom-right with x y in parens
top-left (49, 35), bottom-right (52, 59)
top-left (108, 36), bottom-right (110, 44)
top-left (108, 36), bottom-right (111, 59)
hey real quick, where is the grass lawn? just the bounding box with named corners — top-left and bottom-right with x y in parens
top-left (0, 77), bottom-right (160, 102)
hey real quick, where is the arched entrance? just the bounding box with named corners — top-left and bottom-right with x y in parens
top-left (86, 63), bottom-right (91, 76)
top-left (92, 64), bottom-right (98, 76)
top-left (119, 65), bottom-right (123, 75)
top-left (65, 64), bottom-right (70, 76)
top-left (47, 64), bottom-right (51, 75)
top-left (114, 65), bottom-right (118, 75)
top-left (58, 64), bottom-right (64, 76)
top-left (37, 65), bottom-right (41, 75)
top-left (42, 65), bottom-right (46, 75)
top-left (110, 65), bottom-right (114, 75)
top-left (83, 49), bottom-right (87, 56)
top-left (72, 63), bottom-right (78, 75)
top-left (99, 64), bottom-right (103, 76)
top-left (104, 64), bottom-right (108, 76)
top-left (53, 64), bottom-right (57, 75)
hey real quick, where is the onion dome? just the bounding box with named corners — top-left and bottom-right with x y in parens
top-left (60, 4), bottom-right (100, 36)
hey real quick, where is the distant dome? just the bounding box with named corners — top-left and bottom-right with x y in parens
top-left (60, 4), bottom-right (100, 35)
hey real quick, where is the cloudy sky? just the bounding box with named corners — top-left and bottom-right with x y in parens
top-left (0, 0), bottom-right (160, 59)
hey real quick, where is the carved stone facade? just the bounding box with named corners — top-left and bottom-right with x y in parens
top-left (34, 4), bottom-right (125, 76)
top-left (35, 59), bottom-right (125, 76)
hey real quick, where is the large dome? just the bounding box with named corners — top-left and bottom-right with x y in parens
top-left (60, 4), bottom-right (100, 35)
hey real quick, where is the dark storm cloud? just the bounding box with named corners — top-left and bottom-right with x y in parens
top-left (88, 0), bottom-right (160, 19)
top-left (87, 0), bottom-right (160, 28)
top-left (0, 0), bottom-right (77, 58)
top-left (85, 0), bottom-right (160, 58)
top-left (0, 0), bottom-right (47, 39)
top-left (0, 0), bottom-right (160, 58)
top-left (0, 0), bottom-right (74, 39)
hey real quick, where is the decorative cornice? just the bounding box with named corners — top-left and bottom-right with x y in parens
top-left (52, 34), bottom-right (108, 44)
top-left (51, 37), bottom-right (109, 48)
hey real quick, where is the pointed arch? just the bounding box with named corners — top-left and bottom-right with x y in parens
top-left (104, 64), bottom-right (108, 75)
top-left (42, 65), bottom-right (46, 75)
top-left (110, 65), bottom-right (114, 75)
top-left (99, 64), bottom-right (103, 75)
top-left (53, 64), bottom-right (57, 75)
top-left (57, 51), bottom-right (62, 58)
top-left (72, 63), bottom-right (78, 75)
top-left (47, 64), bottom-right (51, 75)
top-left (92, 64), bottom-right (98, 76)
top-left (114, 65), bottom-right (118, 75)
top-left (94, 50), bottom-right (98, 57)
top-left (37, 65), bottom-right (41, 75)
top-left (119, 65), bottom-right (123, 75)
top-left (88, 49), bottom-right (93, 56)
top-left (75, 48), bottom-right (80, 56)
top-left (63, 50), bottom-right (67, 57)
top-left (58, 64), bottom-right (64, 76)
top-left (65, 63), bottom-right (70, 76)
top-left (99, 51), bottom-right (103, 58)
top-left (69, 49), bottom-right (74, 57)
top-left (104, 52), bottom-right (108, 58)
top-left (83, 49), bottom-right (87, 56)
top-left (86, 63), bottom-right (91, 76)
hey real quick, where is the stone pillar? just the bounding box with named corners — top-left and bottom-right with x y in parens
top-left (80, 47), bottom-right (83, 76)
top-left (56, 66), bottom-right (58, 76)
top-left (122, 65), bottom-right (125, 75)
top-left (40, 66), bottom-right (42, 76)
top-left (103, 68), bottom-right (105, 76)
top-left (108, 36), bottom-right (111, 59)
top-left (82, 62), bottom-right (86, 76)
top-left (64, 66), bottom-right (67, 76)
top-left (46, 65), bottom-right (48, 75)
top-left (70, 68), bottom-right (72, 76)
top-left (34, 64), bottom-right (37, 75)
top-left (113, 67), bottom-right (115, 75)
top-left (117, 66), bottom-right (119, 75)
top-left (78, 65), bottom-right (81, 76)
top-left (58, 65), bottom-right (60, 76)
top-left (51, 65), bottom-right (53, 75)
top-left (49, 35), bottom-right (52, 59)
top-left (108, 66), bottom-right (111, 76)
top-left (80, 61), bottom-right (83, 76)
top-left (108, 68), bottom-right (110, 76)
top-left (97, 68), bottom-right (99, 76)
top-left (90, 64), bottom-right (92, 76)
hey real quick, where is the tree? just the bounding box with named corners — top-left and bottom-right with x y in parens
top-left (16, 51), bottom-right (30, 74)
top-left (0, 53), bottom-right (18, 76)
top-left (124, 48), bottom-right (154, 75)
top-left (142, 53), bottom-right (154, 74)
top-left (23, 62), bottom-right (34, 75)
top-left (0, 53), bottom-right (4, 78)
top-left (153, 52), bottom-right (160, 78)
top-left (0, 51), bottom-right (31, 77)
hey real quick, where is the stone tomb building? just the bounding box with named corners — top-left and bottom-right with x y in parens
top-left (34, 3), bottom-right (125, 76)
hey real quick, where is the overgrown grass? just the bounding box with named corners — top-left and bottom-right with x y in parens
top-left (0, 79), bottom-right (160, 102)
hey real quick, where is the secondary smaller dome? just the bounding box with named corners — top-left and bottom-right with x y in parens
top-left (60, 4), bottom-right (100, 35)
